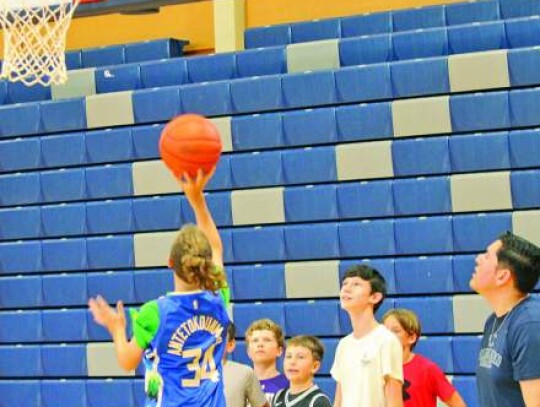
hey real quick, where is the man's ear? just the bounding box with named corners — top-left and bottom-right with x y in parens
top-left (370, 291), bottom-right (383, 307)
top-left (496, 267), bottom-right (513, 287)
top-left (168, 257), bottom-right (173, 269)
top-left (311, 360), bottom-right (321, 375)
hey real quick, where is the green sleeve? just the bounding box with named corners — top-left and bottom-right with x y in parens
top-left (130, 300), bottom-right (160, 350)
top-left (215, 265), bottom-right (231, 307)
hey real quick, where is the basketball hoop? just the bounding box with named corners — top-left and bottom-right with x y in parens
top-left (0, 0), bottom-right (80, 86)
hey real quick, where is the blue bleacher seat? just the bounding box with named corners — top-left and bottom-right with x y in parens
top-left (133, 86), bottom-right (181, 124)
top-left (87, 271), bottom-right (135, 304)
top-left (340, 12), bottom-right (392, 37)
top-left (40, 132), bottom-right (86, 168)
top-left (132, 124), bottom-right (162, 159)
top-left (66, 50), bottom-right (82, 70)
top-left (0, 381), bottom-right (41, 407)
top-left (0, 102), bottom-right (41, 138)
top-left (335, 63), bottom-right (392, 103)
top-left (7, 81), bottom-right (50, 103)
top-left (395, 296), bottom-right (454, 333)
top-left (392, 28), bottom-right (449, 61)
top-left (452, 336), bottom-right (482, 374)
top-left (448, 21), bottom-right (507, 54)
top-left (133, 379), bottom-right (145, 407)
top-left (86, 199), bottom-right (134, 234)
top-left (284, 184), bottom-right (338, 222)
top-left (95, 64), bottom-right (141, 93)
top-left (509, 128), bottom-right (540, 168)
top-left (318, 338), bottom-right (339, 375)
top-left (0, 81), bottom-right (6, 105)
top-left (508, 47), bottom-right (540, 86)
top-left (336, 102), bottom-right (393, 142)
top-left (133, 195), bottom-right (182, 231)
top-left (282, 70), bottom-right (337, 108)
top-left (82, 45), bottom-right (125, 68)
top-left (140, 58), bottom-right (188, 88)
top-left (42, 379), bottom-right (87, 407)
top-left (415, 336), bottom-right (454, 372)
top-left (315, 377), bottom-right (336, 401)
top-left (339, 259), bottom-right (396, 294)
top-left (231, 341), bottom-right (251, 365)
top-left (86, 235), bottom-right (134, 269)
top-left (231, 150), bottom-right (283, 188)
top-left (42, 273), bottom-right (87, 306)
top-left (505, 16), bottom-right (540, 48)
top-left (395, 216), bottom-right (454, 254)
top-left (339, 298), bottom-right (395, 333)
top-left (392, 137), bottom-right (451, 176)
top-left (338, 219), bottom-right (395, 257)
top-left (452, 212), bottom-right (513, 252)
top-left (181, 191), bottom-right (232, 227)
top-left (86, 309), bottom-right (111, 341)
top-left (41, 98), bottom-right (87, 133)
top-left (181, 81), bottom-right (233, 116)
top-left (232, 226), bottom-right (285, 263)
top-left (449, 131), bottom-right (510, 172)
top-left (133, 269), bottom-right (172, 303)
top-left (392, 5), bottom-right (446, 31)
top-left (42, 309), bottom-right (88, 342)
top-left (41, 168), bottom-right (86, 203)
top-left (0, 310), bottom-right (42, 342)
top-left (42, 238), bottom-right (86, 272)
top-left (283, 145), bottom-right (336, 185)
top-left (291, 18), bottom-right (341, 43)
top-left (231, 264), bottom-right (286, 300)
top-left (231, 75), bottom-right (283, 113)
top-left (284, 223), bottom-right (340, 260)
top-left (0, 206), bottom-right (41, 239)
top-left (233, 302), bottom-right (286, 337)
top-left (86, 379), bottom-right (135, 407)
top-left (0, 240), bottom-right (42, 273)
top-left (244, 25), bottom-right (291, 49)
top-left (225, 228), bottom-right (244, 263)
top-left (0, 345), bottom-right (42, 376)
top-left (512, 170), bottom-right (540, 208)
top-left (41, 203), bottom-right (86, 237)
top-left (337, 180), bottom-right (395, 218)
top-left (510, 87), bottom-right (540, 127)
top-left (393, 176), bottom-right (451, 215)
top-left (338, 34), bottom-right (392, 66)
top-left (285, 300), bottom-right (341, 336)
top-left (391, 57), bottom-right (449, 97)
top-left (0, 275), bottom-right (43, 308)
top-left (452, 376), bottom-right (479, 407)
top-left (85, 164), bottom-right (133, 199)
top-left (282, 107), bottom-right (337, 146)
top-left (231, 113), bottom-right (284, 151)
top-left (395, 256), bottom-right (454, 294)
top-left (0, 137), bottom-right (41, 173)
top-left (499, 0), bottom-right (540, 19)
top-left (450, 91), bottom-right (510, 132)
top-left (236, 46), bottom-right (287, 77)
top-left (124, 39), bottom-right (185, 63)
top-left (86, 128), bottom-right (134, 164)
top-left (452, 254), bottom-right (475, 292)
top-left (187, 53), bottom-right (237, 83)
top-left (445, 1), bottom-right (500, 26)
top-left (207, 155), bottom-right (232, 190)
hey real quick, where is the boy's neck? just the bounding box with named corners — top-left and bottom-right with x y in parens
top-left (289, 379), bottom-right (314, 395)
top-left (348, 307), bottom-right (379, 339)
top-left (174, 276), bottom-right (200, 292)
top-left (403, 350), bottom-right (414, 364)
top-left (254, 362), bottom-right (280, 381)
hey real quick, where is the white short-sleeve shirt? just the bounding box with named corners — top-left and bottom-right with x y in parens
top-left (331, 324), bottom-right (403, 407)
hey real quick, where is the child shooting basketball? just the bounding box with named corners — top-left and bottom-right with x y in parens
top-left (89, 115), bottom-right (229, 407)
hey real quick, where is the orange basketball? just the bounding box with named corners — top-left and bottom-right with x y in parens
top-left (159, 114), bottom-right (222, 179)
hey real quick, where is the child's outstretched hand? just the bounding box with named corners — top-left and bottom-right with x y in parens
top-left (88, 295), bottom-right (126, 334)
top-left (179, 167), bottom-right (216, 206)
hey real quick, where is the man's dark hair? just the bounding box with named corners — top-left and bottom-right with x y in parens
top-left (227, 322), bottom-right (236, 341)
top-left (497, 232), bottom-right (540, 294)
top-left (342, 264), bottom-right (387, 312)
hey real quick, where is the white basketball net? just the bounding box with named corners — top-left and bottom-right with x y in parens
top-left (0, 0), bottom-right (80, 86)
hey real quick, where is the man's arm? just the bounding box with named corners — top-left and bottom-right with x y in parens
top-left (333, 382), bottom-right (342, 407)
top-left (520, 379), bottom-right (540, 407)
top-left (384, 377), bottom-right (403, 407)
top-left (444, 391), bottom-right (467, 407)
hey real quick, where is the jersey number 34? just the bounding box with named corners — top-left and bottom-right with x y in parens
top-left (182, 344), bottom-right (218, 387)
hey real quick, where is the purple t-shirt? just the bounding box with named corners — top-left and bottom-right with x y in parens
top-left (260, 373), bottom-right (289, 403)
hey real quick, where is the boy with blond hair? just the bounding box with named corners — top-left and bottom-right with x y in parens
top-left (383, 309), bottom-right (466, 407)
top-left (246, 319), bottom-right (289, 402)
top-left (272, 335), bottom-right (332, 407)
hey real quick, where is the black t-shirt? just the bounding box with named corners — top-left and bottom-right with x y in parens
top-left (272, 385), bottom-right (332, 407)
